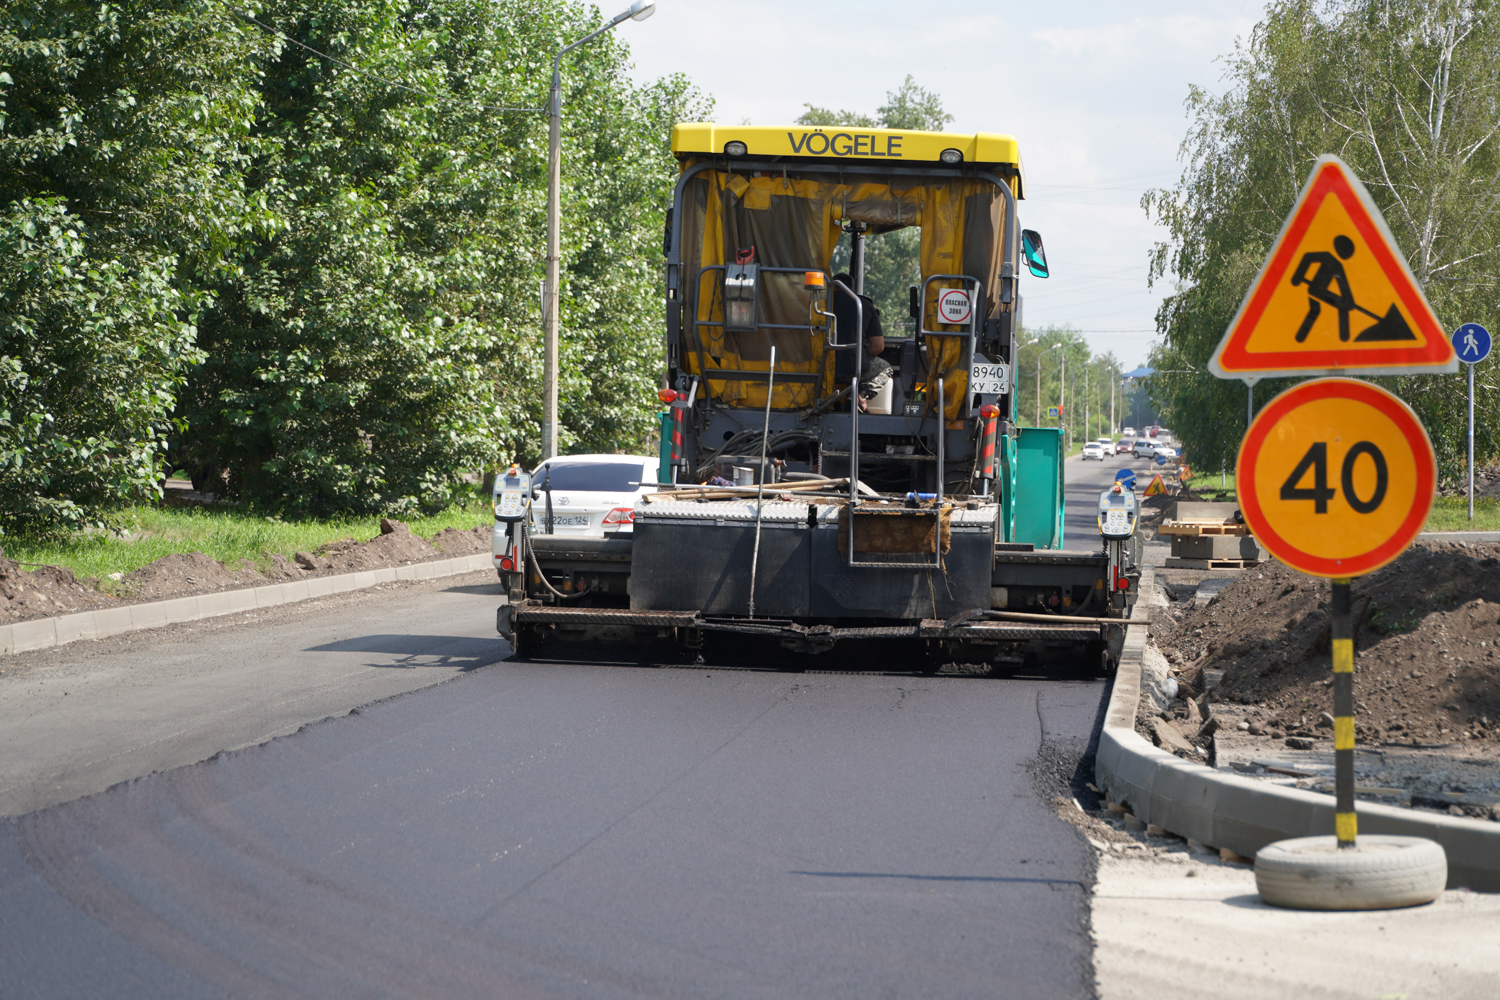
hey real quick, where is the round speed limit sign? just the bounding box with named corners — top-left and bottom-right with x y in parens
top-left (1238, 378), bottom-right (1435, 577)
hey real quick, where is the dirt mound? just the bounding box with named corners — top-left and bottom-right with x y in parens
top-left (1, 518), bottom-right (489, 625)
top-left (304, 518), bottom-right (440, 575)
top-left (429, 525), bottom-right (489, 554)
top-left (122, 551), bottom-right (264, 602)
top-left (1152, 541), bottom-right (1500, 746)
top-left (0, 553), bottom-right (114, 620)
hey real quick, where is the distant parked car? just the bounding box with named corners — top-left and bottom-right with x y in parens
top-left (1082, 442), bottom-right (1105, 461)
top-left (1095, 438), bottom-right (1117, 456)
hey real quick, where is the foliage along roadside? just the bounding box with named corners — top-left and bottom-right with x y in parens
top-left (1, 0), bottom-right (710, 533)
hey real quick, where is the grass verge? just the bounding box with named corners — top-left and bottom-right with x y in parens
top-left (1424, 496), bottom-right (1500, 532)
top-left (1, 500), bottom-right (490, 582)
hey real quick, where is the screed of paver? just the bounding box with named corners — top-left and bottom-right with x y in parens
top-left (1092, 851), bottom-right (1500, 1000)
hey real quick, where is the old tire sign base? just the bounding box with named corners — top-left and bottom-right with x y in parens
top-left (1237, 377), bottom-right (1435, 578)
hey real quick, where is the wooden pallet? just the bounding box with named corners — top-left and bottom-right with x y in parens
top-left (1158, 522), bottom-right (1252, 537)
top-left (1163, 557), bottom-right (1260, 570)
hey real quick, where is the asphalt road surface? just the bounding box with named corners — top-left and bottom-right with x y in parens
top-left (1, 467), bottom-right (1121, 999)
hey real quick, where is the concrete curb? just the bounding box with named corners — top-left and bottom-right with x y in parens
top-left (1417, 530), bottom-right (1500, 543)
top-left (1, 554), bottom-right (495, 657)
top-left (1095, 565), bottom-right (1500, 892)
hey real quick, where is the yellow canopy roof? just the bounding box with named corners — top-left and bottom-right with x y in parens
top-left (671, 124), bottom-right (1025, 198)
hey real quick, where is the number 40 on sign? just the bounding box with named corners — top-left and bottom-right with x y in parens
top-left (1237, 378), bottom-right (1435, 578)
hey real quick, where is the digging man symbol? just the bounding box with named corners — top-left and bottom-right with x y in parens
top-left (1289, 234), bottom-right (1416, 344)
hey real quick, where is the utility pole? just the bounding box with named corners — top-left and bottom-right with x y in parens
top-left (1109, 368), bottom-right (1115, 437)
top-left (1086, 365), bottom-right (1091, 440)
top-left (542, 1), bottom-right (656, 459)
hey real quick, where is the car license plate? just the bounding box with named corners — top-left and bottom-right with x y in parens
top-left (543, 514), bottom-right (590, 527)
top-left (970, 363), bottom-right (1010, 394)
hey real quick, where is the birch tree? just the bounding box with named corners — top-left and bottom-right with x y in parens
top-left (1144, 0), bottom-right (1500, 478)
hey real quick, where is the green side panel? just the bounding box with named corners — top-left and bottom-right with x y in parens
top-left (658, 412), bottom-right (674, 485)
top-left (1013, 427), bottom-right (1065, 550)
top-left (998, 434), bottom-right (1018, 542)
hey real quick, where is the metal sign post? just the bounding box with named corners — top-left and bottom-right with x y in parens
top-left (1238, 378), bottom-right (1437, 850)
top-left (1452, 323), bottom-right (1491, 520)
top-left (1242, 376), bottom-right (1261, 428)
top-left (1329, 578), bottom-right (1356, 846)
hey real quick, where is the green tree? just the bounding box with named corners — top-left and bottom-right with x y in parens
top-left (1144, 0), bottom-right (1500, 480)
top-left (795, 105), bottom-right (875, 128)
top-left (877, 74), bottom-right (954, 132)
top-left (1, 0), bottom-right (709, 529)
top-left (0, 1), bottom-right (267, 533)
top-left (177, 0), bottom-right (708, 514)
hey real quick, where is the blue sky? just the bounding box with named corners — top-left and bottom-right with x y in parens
top-left (622, 0), bottom-right (1269, 368)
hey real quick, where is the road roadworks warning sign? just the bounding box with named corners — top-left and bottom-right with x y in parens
top-left (1142, 474), bottom-right (1166, 497)
top-left (1209, 155), bottom-right (1456, 379)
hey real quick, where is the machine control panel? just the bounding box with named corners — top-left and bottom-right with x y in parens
top-left (1097, 483), bottom-right (1138, 540)
top-left (495, 465), bottom-right (532, 522)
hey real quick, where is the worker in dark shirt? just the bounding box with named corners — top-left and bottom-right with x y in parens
top-left (830, 273), bottom-right (893, 409)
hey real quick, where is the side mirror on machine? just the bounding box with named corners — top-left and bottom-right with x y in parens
top-left (1021, 229), bottom-right (1049, 279)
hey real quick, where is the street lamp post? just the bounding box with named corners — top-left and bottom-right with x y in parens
top-left (542, 0), bottom-right (656, 460)
top-left (1109, 367), bottom-right (1115, 437)
top-left (1046, 342), bottom-right (1061, 428)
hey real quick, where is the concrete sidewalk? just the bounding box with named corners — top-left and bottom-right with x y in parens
top-left (1093, 846), bottom-right (1500, 999)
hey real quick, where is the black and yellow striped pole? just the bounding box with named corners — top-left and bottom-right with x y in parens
top-left (1330, 577), bottom-right (1356, 847)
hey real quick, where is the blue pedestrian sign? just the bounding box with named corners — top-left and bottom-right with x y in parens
top-left (1453, 323), bottom-right (1491, 364)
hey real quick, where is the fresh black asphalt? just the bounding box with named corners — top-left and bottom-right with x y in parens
top-left (0, 457), bottom-right (1124, 999)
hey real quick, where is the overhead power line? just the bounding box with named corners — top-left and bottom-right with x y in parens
top-left (229, 8), bottom-right (544, 114)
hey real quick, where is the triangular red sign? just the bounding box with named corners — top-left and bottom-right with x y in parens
top-left (1210, 156), bottom-right (1456, 378)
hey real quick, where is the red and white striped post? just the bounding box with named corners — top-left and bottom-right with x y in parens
top-left (658, 388), bottom-right (686, 482)
top-left (978, 404), bottom-right (1000, 497)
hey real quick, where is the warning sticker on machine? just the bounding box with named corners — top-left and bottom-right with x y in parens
top-left (938, 289), bottom-right (972, 324)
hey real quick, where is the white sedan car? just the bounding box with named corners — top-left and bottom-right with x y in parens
top-left (528, 454), bottom-right (658, 535)
top-left (1095, 437), bottom-right (1117, 456)
top-left (493, 454), bottom-right (657, 572)
top-left (1082, 442), bottom-right (1105, 461)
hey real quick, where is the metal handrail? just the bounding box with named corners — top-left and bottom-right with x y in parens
top-left (918, 274), bottom-right (983, 422)
top-left (917, 274), bottom-right (984, 342)
top-left (825, 277), bottom-right (862, 351)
